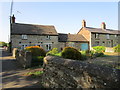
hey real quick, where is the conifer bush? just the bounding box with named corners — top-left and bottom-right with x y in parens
top-left (61, 47), bottom-right (82, 60)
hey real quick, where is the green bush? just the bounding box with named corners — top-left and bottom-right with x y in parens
top-left (94, 52), bottom-right (104, 57)
top-left (61, 47), bottom-right (82, 60)
top-left (25, 46), bottom-right (46, 56)
top-left (85, 50), bottom-right (95, 58)
top-left (32, 56), bottom-right (44, 66)
top-left (114, 44), bottom-right (120, 52)
top-left (92, 46), bottom-right (106, 52)
top-left (47, 48), bottom-right (58, 55)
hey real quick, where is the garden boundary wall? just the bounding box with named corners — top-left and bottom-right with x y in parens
top-left (15, 49), bottom-right (32, 68)
top-left (42, 56), bottom-right (120, 88)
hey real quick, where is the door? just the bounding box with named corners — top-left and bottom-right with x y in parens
top-left (81, 43), bottom-right (88, 51)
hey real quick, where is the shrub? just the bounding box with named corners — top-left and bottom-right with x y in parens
top-left (47, 48), bottom-right (58, 55)
top-left (94, 52), bottom-right (104, 57)
top-left (85, 50), bottom-right (95, 58)
top-left (92, 46), bottom-right (106, 52)
top-left (113, 44), bottom-right (120, 52)
top-left (32, 56), bottom-right (44, 66)
top-left (25, 46), bottom-right (46, 56)
top-left (61, 47), bottom-right (82, 60)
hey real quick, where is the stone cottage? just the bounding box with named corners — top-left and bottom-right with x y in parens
top-left (11, 15), bottom-right (58, 51)
top-left (77, 20), bottom-right (120, 50)
top-left (10, 15), bottom-right (89, 51)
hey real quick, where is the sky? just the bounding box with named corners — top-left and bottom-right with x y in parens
top-left (0, 1), bottom-right (119, 43)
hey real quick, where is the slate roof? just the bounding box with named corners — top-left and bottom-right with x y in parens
top-left (80, 27), bottom-right (120, 34)
top-left (58, 33), bottom-right (88, 42)
top-left (11, 23), bottom-right (58, 35)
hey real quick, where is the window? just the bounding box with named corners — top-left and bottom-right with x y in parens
top-left (102, 41), bottom-right (105, 46)
top-left (21, 44), bottom-right (28, 50)
top-left (19, 42), bottom-right (21, 44)
top-left (95, 41), bottom-right (99, 46)
top-left (22, 35), bottom-right (27, 40)
top-left (46, 35), bottom-right (51, 40)
top-left (95, 33), bottom-right (99, 39)
top-left (46, 44), bottom-right (52, 51)
top-left (68, 42), bottom-right (75, 47)
top-left (106, 34), bottom-right (110, 39)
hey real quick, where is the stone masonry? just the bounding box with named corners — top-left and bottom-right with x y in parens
top-left (42, 56), bottom-right (120, 88)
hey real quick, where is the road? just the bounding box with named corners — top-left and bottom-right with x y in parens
top-left (0, 48), bottom-right (41, 89)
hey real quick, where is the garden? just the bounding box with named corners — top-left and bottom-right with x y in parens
top-left (23, 44), bottom-right (120, 77)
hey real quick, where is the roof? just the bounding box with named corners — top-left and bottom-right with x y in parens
top-left (80, 27), bottom-right (120, 34)
top-left (11, 23), bottom-right (58, 35)
top-left (58, 33), bottom-right (88, 42)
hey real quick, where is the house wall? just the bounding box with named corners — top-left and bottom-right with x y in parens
top-left (77, 28), bottom-right (91, 49)
top-left (77, 28), bottom-right (91, 41)
top-left (58, 42), bottom-right (89, 51)
top-left (11, 35), bottom-right (58, 51)
top-left (91, 33), bottom-right (119, 47)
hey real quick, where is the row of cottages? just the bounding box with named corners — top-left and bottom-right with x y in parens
top-left (11, 15), bottom-right (88, 51)
top-left (10, 15), bottom-right (120, 51)
top-left (78, 20), bottom-right (120, 50)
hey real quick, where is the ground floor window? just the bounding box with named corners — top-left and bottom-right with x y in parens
top-left (46, 44), bottom-right (52, 51)
top-left (68, 42), bottom-right (75, 47)
top-left (21, 44), bottom-right (28, 50)
top-left (95, 41), bottom-right (99, 46)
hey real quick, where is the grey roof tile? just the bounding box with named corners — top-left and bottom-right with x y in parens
top-left (84, 27), bottom-right (120, 34)
top-left (11, 23), bottom-right (58, 35)
top-left (58, 33), bottom-right (88, 42)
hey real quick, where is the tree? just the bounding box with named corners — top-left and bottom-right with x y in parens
top-left (0, 42), bottom-right (8, 47)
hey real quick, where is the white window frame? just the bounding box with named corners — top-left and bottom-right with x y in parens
top-left (21, 44), bottom-right (28, 50)
top-left (95, 33), bottom-right (99, 39)
top-left (45, 43), bottom-right (52, 51)
top-left (22, 35), bottom-right (27, 40)
top-left (46, 35), bottom-right (51, 40)
top-left (106, 34), bottom-right (110, 39)
top-left (68, 42), bottom-right (75, 47)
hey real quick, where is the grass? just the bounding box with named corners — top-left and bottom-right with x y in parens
top-left (23, 70), bottom-right (44, 78)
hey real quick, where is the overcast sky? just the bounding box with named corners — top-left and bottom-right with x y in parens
top-left (0, 1), bottom-right (118, 42)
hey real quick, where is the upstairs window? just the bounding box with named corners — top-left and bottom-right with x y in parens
top-left (106, 34), bottom-right (110, 39)
top-left (95, 33), bottom-right (99, 39)
top-left (46, 35), bottom-right (51, 40)
top-left (22, 35), bottom-right (27, 40)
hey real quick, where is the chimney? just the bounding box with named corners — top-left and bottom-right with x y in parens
top-left (11, 14), bottom-right (15, 23)
top-left (101, 22), bottom-right (106, 29)
top-left (82, 20), bottom-right (86, 27)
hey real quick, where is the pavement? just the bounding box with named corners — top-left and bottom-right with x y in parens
top-left (0, 48), bottom-right (42, 89)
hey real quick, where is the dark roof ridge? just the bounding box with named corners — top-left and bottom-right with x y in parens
top-left (13, 23), bottom-right (54, 27)
top-left (85, 27), bottom-right (119, 31)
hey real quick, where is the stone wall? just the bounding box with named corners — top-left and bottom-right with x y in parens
top-left (11, 35), bottom-right (58, 51)
top-left (105, 47), bottom-right (114, 52)
top-left (42, 56), bottom-right (120, 88)
top-left (15, 50), bottom-right (32, 68)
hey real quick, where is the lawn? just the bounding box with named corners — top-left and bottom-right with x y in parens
top-left (85, 52), bottom-right (120, 69)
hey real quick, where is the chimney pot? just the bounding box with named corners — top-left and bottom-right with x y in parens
top-left (101, 22), bottom-right (106, 29)
top-left (82, 20), bottom-right (86, 27)
top-left (11, 14), bottom-right (15, 23)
